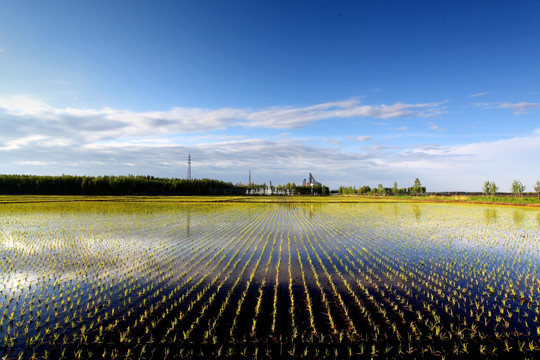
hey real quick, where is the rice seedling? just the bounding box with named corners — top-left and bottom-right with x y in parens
top-left (0, 199), bottom-right (538, 358)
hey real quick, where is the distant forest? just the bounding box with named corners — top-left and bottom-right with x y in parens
top-left (0, 174), bottom-right (329, 196)
top-left (0, 174), bottom-right (248, 196)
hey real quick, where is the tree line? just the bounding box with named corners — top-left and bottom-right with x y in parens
top-left (245, 182), bottom-right (329, 196)
top-left (0, 174), bottom-right (250, 196)
top-left (483, 179), bottom-right (540, 198)
top-left (0, 174), bottom-right (330, 196)
top-left (339, 179), bottom-right (426, 196)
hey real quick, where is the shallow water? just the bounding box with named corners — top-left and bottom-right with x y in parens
top-left (0, 201), bottom-right (539, 359)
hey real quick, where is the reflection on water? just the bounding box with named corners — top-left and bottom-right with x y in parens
top-left (0, 272), bottom-right (36, 293)
top-left (0, 200), bottom-right (539, 359)
top-left (484, 208), bottom-right (498, 223)
top-left (513, 210), bottom-right (524, 224)
top-left (186, 209), bottom-right (191, 237)
top-left (411, 205), bottom-right (421, 220)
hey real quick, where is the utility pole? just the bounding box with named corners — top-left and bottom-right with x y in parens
top-left (187, 154), bottom-right (192, 180)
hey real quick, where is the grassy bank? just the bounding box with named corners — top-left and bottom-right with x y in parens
top-left (1, 194), bottom-right (539, 207)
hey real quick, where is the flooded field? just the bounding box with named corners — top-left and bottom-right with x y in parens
top-left (1, 200), bottom-right (539, 359)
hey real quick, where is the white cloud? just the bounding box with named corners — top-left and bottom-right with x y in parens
top-left (2, 127), bottom-right (539, 191)
top-left (0, 96), bottom-right (447, 144)
top-left (0, 135), bottom-right (47, 150)
top-left (322, 138), bottom-right (342, 145)
top-left (428, 122), bottom-right (447, 132)
top-left (389, 134), bottom-right (540, 191)
top-left (470, 92), bottom-right (488, 97)
top-left (391, 126), bottom-right (408, 131)
top-left (475, 101), bottom-right (540, 115)
top-left (0, 95), bottom-right (53, 117)
top-left (244, 99), bottom-right (446, 128)
top-left (497, 102), bottom-right (540, 114)
top-left (2, 94), bottom-right (538, 191)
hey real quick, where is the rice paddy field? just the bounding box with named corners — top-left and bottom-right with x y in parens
top-left (1, 199), bottom-right (539, 359)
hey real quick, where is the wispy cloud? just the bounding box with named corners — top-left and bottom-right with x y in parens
top-left (0, 135), bottom-right (47, 151)
top-left (5, 94), bottom-right (538, 191)
top-left (0, 96), bottom-right (448, 144)
top-left (322, 138), bottom-right (342, 145)
top-left (244, 99), bottom-right (446, 128)
top-left (497, 102), bottom-right (540, 114)
top-left (475, 101), bottom-right (540, 115)
top-left (470, 92), bottom-right (488, 97)
top-left (2, 123), bottom-right (539, 191)
top-left (428, 122), bottom-right (447, 132)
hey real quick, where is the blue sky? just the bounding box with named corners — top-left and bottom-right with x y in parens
top-left (1, 1), bottom-right (539, 191)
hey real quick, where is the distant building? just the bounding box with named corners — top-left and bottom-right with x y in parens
top-left (306, 173), bottom-right (321, 187)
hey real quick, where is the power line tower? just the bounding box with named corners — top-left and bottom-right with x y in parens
top-left (187, 154), bottom-right (192, 180)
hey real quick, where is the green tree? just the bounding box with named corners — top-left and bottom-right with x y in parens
top-left (482, 180), bottom-right (491, 196)
top-left (358, 185), bottom-right (371, 195)
top-left (411, 178), bottom-right (424, 196)
top-left (511, 179), bottom-right (525, 197)
top-left (377, 184), bottom-right (386, 196)
top-left (534, 180), bottom-right (540, 199)
top-left (392, 181), bottom-right (398, 195)
top-left (489, 181), bottom-right (498, 197)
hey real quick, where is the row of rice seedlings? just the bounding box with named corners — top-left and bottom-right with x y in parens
top-left (98, 207), bottom-right (246, 324)
top-left (289, 205), bottom-right (396, 353)
top-left (287, 212), bottom-right (296, 341)
top-left (160, 204), bottom-right (537, 358)
top-left (294, 210), bottom-right (346, 338)
top-left (342, 233), bottom-right (456, 354)
top-left (286, 205), bottom-right (516, 358)
top-left (187, 205), bottom-right (279, 340)
top-left (91, 204), bottom-right (268, 358)
top-left (339, 209), bottom-right (488, 353)
top-left (391, 208), bottom-right (539, 338)
top-left (0, 204), bottom-right (260, 359)
top-left (270, 212), bottom-right (285, 334)
top-left (100, 207), bottom-right (266, 358)
top-left (195, 206), bottom-right (279, 343)
top-left (151, 204), bottom-right (284, 356)
top-left (88, 205), bottom-right (253, 356)
top-left (89, 212), bottom-right (228, 352)
top-left (2, 201), bottom-right (538, 359)
top-left (115, 204), bottom-right (275, 355)
top-left (249, 207), bottom-right (282, 338)
top-left (227, 207), bottom-right (279, 339)
top-left (294, 208), bottom-right (371, 341)
top-left (0, 212), bottom-right (148, 355)
top-left (294, 206), bottom-right (400, 358)
top-left (323, 203), bottom-right (540, 356)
